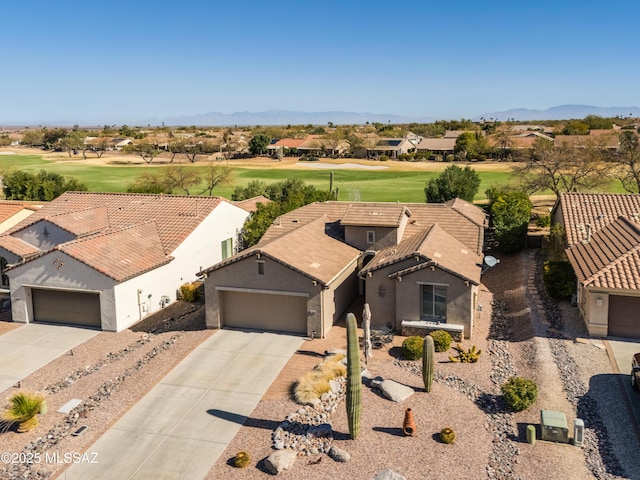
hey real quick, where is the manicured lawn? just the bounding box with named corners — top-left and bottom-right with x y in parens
top-left (0, 154), bottom-right (624, 202)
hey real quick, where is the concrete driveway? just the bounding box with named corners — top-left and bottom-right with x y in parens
top-left (62, 329), bottom-right (303, 480)
top-left (606, 338), bottom-right (640, 427)
top-left (0, 324), bottom-right (98, 393)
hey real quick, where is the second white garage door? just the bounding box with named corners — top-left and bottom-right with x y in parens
top-left (222, 290), bottom-right (307, 335)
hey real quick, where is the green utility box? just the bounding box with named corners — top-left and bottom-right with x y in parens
top-left (540, 410), bottom-right (569, 443)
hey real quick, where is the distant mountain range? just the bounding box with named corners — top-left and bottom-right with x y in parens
top-left (144, 105), bottom-right (640, 127)
top-left (472, 104), bottom-right (640, 122)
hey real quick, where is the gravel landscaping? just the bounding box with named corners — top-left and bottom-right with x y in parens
top-left (1, 250), bottom-right (640, 479)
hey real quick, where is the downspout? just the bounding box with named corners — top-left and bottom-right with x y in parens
top-left (137, 289), bottom-right (143, 321)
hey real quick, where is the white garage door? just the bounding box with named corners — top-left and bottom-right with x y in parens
top-left (32, 288), bottom-right (101, 328)
top-left (222, 291), bottom-right (307, 335)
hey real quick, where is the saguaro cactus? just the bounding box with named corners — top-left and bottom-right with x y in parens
top-left (422, 335), bottom-right (435, 392)
top-left (345, 312), bottom-right (361, 440)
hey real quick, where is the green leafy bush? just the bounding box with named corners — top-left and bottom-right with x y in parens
top-left (401, 336), bottom-right (423, 360)
top-left (501, 377), bottom-right (538, 412)
top-left (535, 215), bottom-right (550, 228)
top-left (379, 155), bottom-right (389, 161)
top-left (179, 282), bottom-right (198, 302)
top-left (429, 330), bottom-right (452, 352)
top-left (543, 261), bottom-right (576, 300)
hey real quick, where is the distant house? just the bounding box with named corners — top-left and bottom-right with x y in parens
top-left (266, 138), bottom-right (307, 156)
top-left (368, 138), bottom-right (416, 158)
top-left (297, 135), bottom-right (350, 157)
top-left (553, 192), bottom-right (640, 337)
top-left (201, 199), bottom-right (487, 339)
top-left (0, 192), bottom-right (250, 331)
top-left (416, 137), bottom-right (456, 158)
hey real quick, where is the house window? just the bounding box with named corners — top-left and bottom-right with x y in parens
top-left (221, 238), bottom-right (233, 260)
top-left (0, 257), bottom-right (8, 288)
top-left (257, 260), bottom-right (265, 275)
top-left (366, 230), bottom-right (376, 244)
top-left (421, 284), bottom-right (447, 322)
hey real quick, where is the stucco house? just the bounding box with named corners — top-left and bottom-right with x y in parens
top-left (202, 199), bottom-right (486, 339)
top-left (553, 192), bottom-right (640, 337)
top-left (0, 192), bottom-right (250, 332)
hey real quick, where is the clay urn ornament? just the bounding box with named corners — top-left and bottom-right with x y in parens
top-left (402, 408), bottom-right (416, 436)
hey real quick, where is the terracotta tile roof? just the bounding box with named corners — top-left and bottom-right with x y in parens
top-left (58, 222), bottom-right (172, 282)
top-left (0, 235), bottom-right (41, 258)
top-left (260, 201), bottom-right (486, 254)
top-left (207, 216), bottom-right (360, 285)
top-left (0, 203), bottom-right (29, 223)
top-left (566, 216), bottom-right (640, 289)
top-left (416, 137), bottom-right (456, 151)
top-left (556, 192), bottom-right (640, 246)
top-left (269, 138), bottom-right (307, 148)
top-left (341, 204), bottom-right (410, 228)
top-left (8, 192), bottom-right (225, 254)
top-left (233, 196), bottom-right (271, 213)
top-left (360, 224), bottom-right (482, 284)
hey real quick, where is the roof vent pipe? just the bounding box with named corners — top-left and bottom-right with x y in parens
top-left (585, 224), bottom-right (592, 243)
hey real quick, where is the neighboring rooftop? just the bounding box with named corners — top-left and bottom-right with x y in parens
top-left (556, 192), bottom-right (640, 246)
top-left (566, 216), bottom-right (640, 290)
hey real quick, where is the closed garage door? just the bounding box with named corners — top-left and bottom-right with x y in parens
top-left (608, 295), bottom-right (640, 338)
top-left (32, 288), bottom-right (101, 328)
top-left (222, 291), bottom-right (307, 334)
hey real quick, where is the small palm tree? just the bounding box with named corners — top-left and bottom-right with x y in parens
top-left (1, 391), bottom-right (46, 433)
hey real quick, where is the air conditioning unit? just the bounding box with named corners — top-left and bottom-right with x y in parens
top-left (574, 418), bottom-right (584, 447)
top-left (540, 410), bottom-right (569, 443)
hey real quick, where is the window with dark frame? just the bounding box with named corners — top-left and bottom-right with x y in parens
top-left (421, 284), bottom-right (447, 322)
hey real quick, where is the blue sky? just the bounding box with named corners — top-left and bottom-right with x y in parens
top-left (2, 0), bottom-right (639, 124)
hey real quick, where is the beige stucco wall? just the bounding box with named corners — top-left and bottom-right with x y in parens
top-left (365, 259), bottom-right (475, 338)
top-left (13, 220), bottom-right (75, 250)
top-left (0, 209), bottom-right (36, 234)
top-left (205, 253), bottom-right (358, 338)
top-left (579, 287), bottom-right (608, 337)
top-left (345, 226), bottom-right (399, 250)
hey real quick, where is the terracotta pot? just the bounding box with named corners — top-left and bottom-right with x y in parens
top-left (402, 408), bottom-right (416, 436)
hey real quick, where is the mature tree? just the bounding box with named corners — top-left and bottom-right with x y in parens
top-left (424, 165), bottom-right (480, 203)
top-left (0, 135), bottom-right (11, 147)
top-left (199, 161), bottom-right (231, 196)
top-left (183, 141), bottom-right (218, 163)
top-left (42, 128), bottom-right (67, 150)
top-left (60, 131), bottom-right (86, 157)
top-left (612, 131), bottom-right (640, 193)
top-left (512, 137), bottom-right (609, 196)
top-left (220, 129), bottom-right (238, 160)
top-left (163, 164), bottom-right (201, 195)
top-left (124, 141), bottom-right (161, 164)
top-left (248, 133), bottom-right (271, 155)
top-left (239, 178), bottom-right (333, 249)
top-left (20, 129), bottom-right (45, 147)
top-left (3, 170), bottom-right (87, 201)
top-left (454, 131), bottom-right (493, 160)
top-left (561, 120), bottom-right (589, 135)
top-left (85, 138), bottom-right (109, 159)
top-left (231, 180), bottom-right (269, 201)
top-left (583, 115), bottom-right (614, 130)
top-left (486, 187), bottom-right (532, 253)
top-left (126, 172), bottom-right (173, 194)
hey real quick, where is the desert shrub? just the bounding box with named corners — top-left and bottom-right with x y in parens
top-left (543, 261), bottom-right (576, 300)
top-left (429, 330), bottom-right (452, 352)
top-left (501, 377), bottom-right (538, 412)
top-left (294, 370), bottom-right (330, 404)
top-left (535, 215), bottom-right (550, 228)
top-left (379, 155), bottom-right (389, 161)
top-left (179, 282), bottom-right (198, 302)
top-left (317, 355), bottom-right (346, 379)
top-left (440, 427), bottom-right (456, 444)
top-left (401, 336), bottom-right (423, 360)
top-left (233, 451), bottom-right (250, 468)
top-left (1, 391), bottom-right (46, 433)
top-left (449, 343), bottom-right (482, 363)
